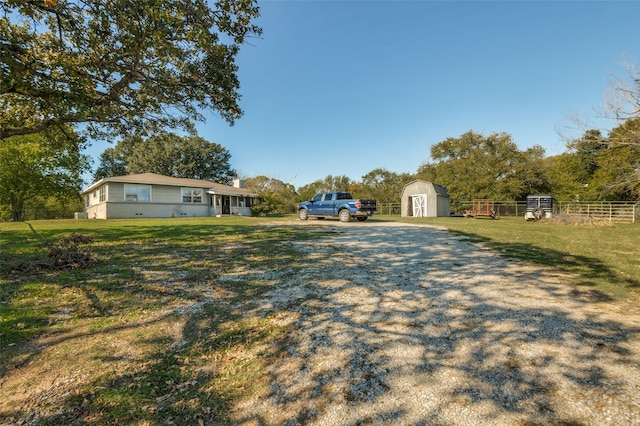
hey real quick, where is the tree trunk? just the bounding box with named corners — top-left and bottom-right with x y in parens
top-left (10, 199), bottom-right (24, 221)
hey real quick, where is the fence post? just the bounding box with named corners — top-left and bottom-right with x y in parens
top-left (609, 204), bottom-right (612, 222)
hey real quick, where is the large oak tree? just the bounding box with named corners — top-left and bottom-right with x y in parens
top-left (296, 175), bottom-right (353, 202)
top-left (420, 131), bottom-right (550, 204)
top-left (94, 133), bottom-right (236, 184)
top-left (359, 168), bottom-right (414, 204)
top-left (548, 123), bottom-right (639, 201)
top-left (1, 0), bottom-right (261, 141)
top-left (593, 119), bottom-right (640, 200)
top-left (0, 130), bottom-right (90, 221)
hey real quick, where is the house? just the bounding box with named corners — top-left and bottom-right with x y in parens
top-left (81, 173), bottom-right (257, 219)
top-left (400, 180), bottom-right (450, 217)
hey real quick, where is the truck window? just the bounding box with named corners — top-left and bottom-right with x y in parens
top-left (312, 194), bottom-right (322, 202)
top-left (337, 193), bottom-right (352, 200)
top-left (324, 193), bottom-right (334, 201)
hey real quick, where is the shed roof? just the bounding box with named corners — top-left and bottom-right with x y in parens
top-left (402, 179), bottom-right (449, 196)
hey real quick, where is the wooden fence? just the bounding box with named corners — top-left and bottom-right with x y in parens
top-left (376, 203), bottom-right (402, 216)
top-left (561, 203), bottom-right (636, 224)
top-left (453, 201), bottom-right (529, 217)
top-left (378, 201), bottom-right (637, 223)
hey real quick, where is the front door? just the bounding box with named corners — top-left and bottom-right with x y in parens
top-left (222, 196), bottom-right (231, 214)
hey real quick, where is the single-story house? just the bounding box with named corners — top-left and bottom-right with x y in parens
top-left (81, 172), bottom-right (257, 219)
top-left (400, 180), bottom-right (450, 217)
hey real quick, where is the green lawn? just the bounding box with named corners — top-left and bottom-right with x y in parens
top-left (0, 215), bottom-right (638, 424)
top-left (1, 217), bottom-right (317, 424)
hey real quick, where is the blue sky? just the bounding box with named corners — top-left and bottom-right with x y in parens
top-left (90, 1), bottom-right (640, 188)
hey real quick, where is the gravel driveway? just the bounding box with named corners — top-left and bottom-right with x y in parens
top-left (231, 222), bottom-right (640, 425)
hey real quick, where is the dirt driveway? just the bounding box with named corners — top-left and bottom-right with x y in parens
top-left (231, 221), bottom-right (640, 425)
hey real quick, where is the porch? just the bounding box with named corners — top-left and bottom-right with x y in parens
top-left (208, 192), bottom-right (254, 216)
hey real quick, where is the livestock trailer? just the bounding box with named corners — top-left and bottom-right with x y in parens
top-left (525, 194), bottom-right (554, 220)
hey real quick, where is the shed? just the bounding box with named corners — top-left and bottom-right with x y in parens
top-left (400, 180), bottom-right (450, 217)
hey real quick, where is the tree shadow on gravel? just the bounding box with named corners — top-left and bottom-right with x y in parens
top-left (2, 222), bottom-right (639, 425)
top-left (231, 224), bottom-right (640, 425)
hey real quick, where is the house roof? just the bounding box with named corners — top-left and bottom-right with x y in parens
top-left (81, 173), bottom-right (257, 197)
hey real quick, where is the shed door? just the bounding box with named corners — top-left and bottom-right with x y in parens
top-left (412, 194), bottom-right (427, 217)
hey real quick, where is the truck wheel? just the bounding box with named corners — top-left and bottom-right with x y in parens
top-left (356, 216), bottom-right (368, 222)
top-left (338, 209), bottom-right (351, 222)
top-left (298, 209), bottom-right (308, 220)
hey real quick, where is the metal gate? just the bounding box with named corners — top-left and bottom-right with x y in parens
top-left (412, 194), bottom-right (427, 217)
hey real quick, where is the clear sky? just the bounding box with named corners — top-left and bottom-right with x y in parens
top-left (88, 0), bottom-right (640, 188)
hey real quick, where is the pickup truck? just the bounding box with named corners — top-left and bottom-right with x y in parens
top-left (298, 192), bottom-right (377, 222)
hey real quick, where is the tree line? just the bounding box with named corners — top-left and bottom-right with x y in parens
top-left (2, 113), bottom-right (638, 221)
top-left (1, 1), bottom-right (638, 220)
top-left (244, 117), bottom-right (639, 215)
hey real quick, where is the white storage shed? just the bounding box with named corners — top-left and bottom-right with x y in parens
top-left (400, 180), bottom-right (450, 217)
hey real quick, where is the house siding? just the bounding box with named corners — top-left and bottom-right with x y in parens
top-left (88, 202), bottom-right (108, 219)
top-left (104, 202), bottom-right (211, 219)
top-left (87, 183), bottom-right (209, 218)
top-left (108, 182), bottom-right (124, 202)
top-left (146, 184), bottom-right (181, 203)
top-left (82, 173), bottom-right (255, 219)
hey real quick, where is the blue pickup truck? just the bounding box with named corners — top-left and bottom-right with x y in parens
top-left (298, 192), bottom-right (377, 222)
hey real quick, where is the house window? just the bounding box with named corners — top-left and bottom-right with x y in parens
top-left (181, 188), bottom-right (203, 203)
top-left (99, 186), bottom-right (106, 202)
top-left (124, 185), bottom-right (151, 202)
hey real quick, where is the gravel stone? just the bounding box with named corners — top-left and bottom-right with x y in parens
top-left (232, 222), bottom-right (640, 426)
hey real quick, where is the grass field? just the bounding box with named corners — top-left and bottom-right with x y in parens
top-left (1, 216), bottom-right (638, 424)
